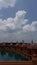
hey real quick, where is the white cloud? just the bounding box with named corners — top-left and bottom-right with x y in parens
top-left (23, 24), bottom-right (31, 32)
top-left (0, 10), bottom-right (37, 33)
top-left (0, 10), bottom-right (28, 32)
top-left (31, 21), bottom-right (37, 31)
top-left (0, 10), bottom-right (37, 42)
top-left (0, 0), bottom-right (16, 9)
top-left (23, 21), bottom-right (37, 32)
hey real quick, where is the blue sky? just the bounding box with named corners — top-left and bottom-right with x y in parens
top-left (0, 0), bottom-right (37, 43)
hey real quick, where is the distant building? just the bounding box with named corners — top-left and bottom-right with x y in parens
top-left (31, 40), bottom-right (33, 44)
top-left (22, 40), bottom-right (24, 43)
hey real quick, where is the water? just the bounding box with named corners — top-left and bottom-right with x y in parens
top-left (0, 50), bottom-right (29, 61)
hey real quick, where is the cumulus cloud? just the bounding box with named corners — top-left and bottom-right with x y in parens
top-left (0, 0), bottom-right (16, 9)
top-left (0, 10), bottom-right (37, 33)
top-left (0, 10), bottom-right (28, 33)
top-left (0, 10), bottom-right (37, 42)
top-left (23, 21), bottom-right (37, 32)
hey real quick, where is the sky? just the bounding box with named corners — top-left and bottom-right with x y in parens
top-left (0, 0), bottom-right (37, 43)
